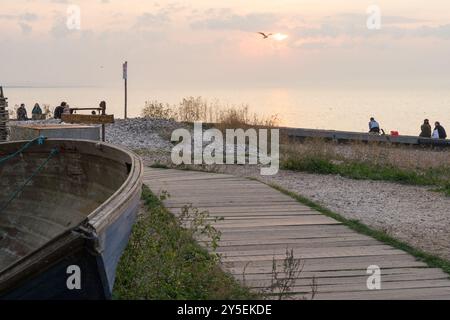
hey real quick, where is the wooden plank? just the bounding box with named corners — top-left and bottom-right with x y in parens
top-left (61, 114), bottom-right (114, 124)
top-left (266, 280), bottom-right (450, 296)
top-left (244, 273), bottom-right (450, 288)
top-left (311, 289), bottom-right (450, 300)
top-left (209, 217), bottom-right (341, 228)
top-left (227, 260), bottom-right (428, 274)
top-left (237, 267), bottom-right (448, 281)
top-left (220, 247), bottom-right (405, 262)
top-left (215, 239), bottom-right (383, 251)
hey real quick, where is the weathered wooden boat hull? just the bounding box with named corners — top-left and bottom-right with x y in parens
top-left (0, 140), bottom-right (143, 299)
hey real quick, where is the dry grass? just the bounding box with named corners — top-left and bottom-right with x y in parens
top-left (281, 138), bottom-right (450, 194)
top-left (142, 96), bottom-right (280, 129)
top-left (282, 139), bottom-right (450, 171)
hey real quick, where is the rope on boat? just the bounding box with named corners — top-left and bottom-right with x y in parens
top-left (0, 136), bottom-right (47, 166)
top-left (0, 136), bottom-right (59, 214)
top-left (0, 148), bottom-right (59, 214)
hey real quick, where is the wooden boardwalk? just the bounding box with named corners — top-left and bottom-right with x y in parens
top-left (143, 168), bottom-right (450, 300)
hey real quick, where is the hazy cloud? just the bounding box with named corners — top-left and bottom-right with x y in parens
top-left (0, 12), bottom-right (38, 22)
top-left (18, 22), bottom-right (32, 34)
top-left (190, 9), bottom-right (279, 32)
top-left (291, 13), bottom-right (450, 41)
top-left (135, 12), bottom-right (170, 29)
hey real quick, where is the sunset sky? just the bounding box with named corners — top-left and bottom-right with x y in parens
top-left (1, 0), bottom-right (450, 89)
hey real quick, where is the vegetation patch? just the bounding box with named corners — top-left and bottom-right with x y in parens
top-left (282, 156), bottom-right (448, 186)
top-left (281, 140), bottom-right (450, 195)
top-left (149, 162), bottom-right (169, 169)
top-left (113, 186), bottom-right (255, 300)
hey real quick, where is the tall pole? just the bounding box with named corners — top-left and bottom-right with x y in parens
top-left (123, 61), bottom-right (128, 119)
top-left (100, 101), bottom-right (106, 142)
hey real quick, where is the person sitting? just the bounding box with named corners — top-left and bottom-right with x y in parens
top-left (17, 104), bottom-right (28, 121)
top-left (32, 103), bottom-right (43, 120)
top-left (433, 121), bottom-right (447, 139)
top-left (419, 119), bottom-right (432, 138)
top-left (54, 102), bottom-right (66, 119)
top-left (369, 117), bottom-right (380, 134)
top-left (63, 104), bottom-right (71, 115)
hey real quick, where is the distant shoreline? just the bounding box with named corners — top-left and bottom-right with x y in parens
top-left (3, 85), bottom-right (102, 89)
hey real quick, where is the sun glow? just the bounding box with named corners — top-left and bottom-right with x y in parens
top-left (272, 33), bottom-right (288, 41)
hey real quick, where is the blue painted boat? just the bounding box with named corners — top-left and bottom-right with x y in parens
top-left (0, 139), bottom-right (143, 299)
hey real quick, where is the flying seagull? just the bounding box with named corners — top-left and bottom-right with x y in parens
top-left (258, 32), bottom-right (272, 39)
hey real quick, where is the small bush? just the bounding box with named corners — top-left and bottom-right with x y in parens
top-left (282, 157), bottom-right (337, 175)
top-left (142, 101), bottom-right (176, 120)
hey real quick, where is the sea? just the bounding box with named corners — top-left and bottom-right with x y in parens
top-left (4, 86), bottom-right (450, 136)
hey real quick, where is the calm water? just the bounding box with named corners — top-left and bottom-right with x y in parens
top-left (4, 86), bottom-right (450, 136)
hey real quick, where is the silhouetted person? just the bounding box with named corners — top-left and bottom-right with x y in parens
top-left (369, 117), bottom-right (380, 134)
top-left (32, 103), bottom-right (43, 120)
top-left (17, 104), bottom-right (28, 121)
top-left (99, 101), bottom-right (106, 115)
top-left (54, 102), bottom-right (66, 119)
top-left (419, 119), bottom-right (432, 138)
top-left (433, 122), bottom-right (447, 139)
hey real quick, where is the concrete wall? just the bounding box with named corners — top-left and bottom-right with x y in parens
top-left (282, 127), bottom-right (450, 147)
top-left (8, 125), bottom-right (101, 141)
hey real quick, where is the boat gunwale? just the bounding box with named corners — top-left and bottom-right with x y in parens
top-left (84, 140), bottom-right (144, 233)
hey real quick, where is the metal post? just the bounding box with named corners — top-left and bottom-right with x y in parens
top-left (125, 78), bottom-right (127, 119)
top-left (123, 61), bottom-right (128, 119)
top-left (100, 101), bottom-right (106, 142)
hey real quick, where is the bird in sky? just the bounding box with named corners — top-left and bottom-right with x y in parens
top-left (258, 32), bottom-right (272, 39)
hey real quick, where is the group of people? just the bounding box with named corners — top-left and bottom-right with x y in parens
top-left (16, 102), bottom-right (72, 121)
top-left (420, 119), bottom-right (447, 139)
top-left (16, 103), bottom-right (44, 121)
top-left (369, 117), bottom-right (447, 140)
top-left (53, 102), bottom-right (72, 119)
